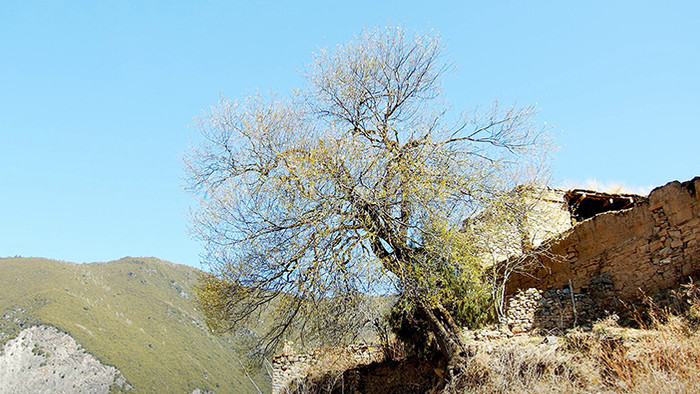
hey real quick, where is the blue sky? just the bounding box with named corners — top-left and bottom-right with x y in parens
top-left (1, 1), bottom-right (698, 267)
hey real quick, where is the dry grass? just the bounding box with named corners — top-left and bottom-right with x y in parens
top-left (287, 314), bottom-right (700, 393)
top-left (448, 284), bottom-right (700, 393)
top-left (285, 283), bottom-right (700, 393)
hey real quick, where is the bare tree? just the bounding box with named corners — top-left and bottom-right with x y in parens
top-left (185, 25), bottom-right (552, 375)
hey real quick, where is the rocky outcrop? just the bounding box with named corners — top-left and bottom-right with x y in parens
top-left (0, 325), bottom-right (131, 393)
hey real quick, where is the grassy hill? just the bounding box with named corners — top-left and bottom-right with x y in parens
top-left (0, 256), bottom-right (269, 393)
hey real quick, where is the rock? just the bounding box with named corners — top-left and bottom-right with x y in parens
top-left (0, 325), bottom-right (131, 393)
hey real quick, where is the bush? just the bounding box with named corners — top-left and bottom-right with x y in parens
top-left (387, 267), bottom-right (496, 357)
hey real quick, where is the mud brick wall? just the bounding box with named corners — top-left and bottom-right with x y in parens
top-left (505, 177), bottom-right (700, 303)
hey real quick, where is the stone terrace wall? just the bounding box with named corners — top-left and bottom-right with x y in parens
top-left (270, 344), bottom-right (382, 394)
top-left (505, 288), bottom-right (602, 334)
top-left (505, 177), bottom-right (700, 304)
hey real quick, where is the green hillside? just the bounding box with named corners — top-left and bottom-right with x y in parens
top-left (0, 256), bottom-right (269, 393)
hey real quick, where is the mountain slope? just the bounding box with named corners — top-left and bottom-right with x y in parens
top-left (0, 325), bottom-right (130, 393)
top-left (0, 256), bottom-right (268, 393)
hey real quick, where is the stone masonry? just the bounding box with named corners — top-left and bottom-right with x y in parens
top-left (505, 177), bottom-right (700, 306)
top-left (505, 288), bottom-right (601, 334)
top-left (270, 343), bottom-right (382, 394)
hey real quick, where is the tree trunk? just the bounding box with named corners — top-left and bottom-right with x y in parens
top-left (364, 213), bottom-right (469, 378)
top-left (414, 299), bottom-right (468, 375)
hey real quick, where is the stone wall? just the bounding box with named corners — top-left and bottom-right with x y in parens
top-left (505, 288), bottom-right (602, 334)
top-left (469, 187), bottom-right (574, 265)
top-left (270, 347), bottom-right (318, 394)
top-left (270, 343), bottom-right (382, 394)
top-left (505, 177), bottom-right (700, 305)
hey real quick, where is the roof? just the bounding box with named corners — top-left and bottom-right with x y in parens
top-left (564, 189), bottom-right (645, 222)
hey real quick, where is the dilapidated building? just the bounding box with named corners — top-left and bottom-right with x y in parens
top-left (504, 177), bottom-right (700, 306)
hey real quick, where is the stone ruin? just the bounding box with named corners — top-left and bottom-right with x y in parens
top-left (270, 177), bottom-right (700, 390)
top-left (269, 342), bottom-right (382, 394)
top-left (502, 177), bottom-right (700, 334)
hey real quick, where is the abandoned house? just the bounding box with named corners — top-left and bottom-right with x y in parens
top-left (498, 177), bottom-right (700, 333)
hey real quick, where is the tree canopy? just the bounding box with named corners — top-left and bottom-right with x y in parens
top-left (186, 25), bottom-right (551, 365)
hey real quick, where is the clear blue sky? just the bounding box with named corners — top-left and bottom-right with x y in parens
top-left (1, 1), bottom-right (698, 268)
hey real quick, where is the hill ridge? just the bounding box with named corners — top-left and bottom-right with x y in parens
top-left (0, 256), bottom-right (267, 393)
